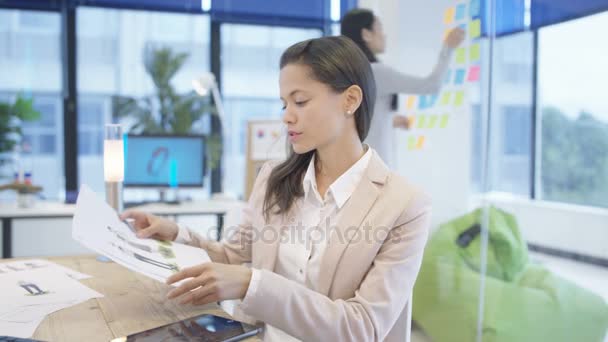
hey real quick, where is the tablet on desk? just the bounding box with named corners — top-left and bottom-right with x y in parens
top-left (110, 314), bottom-right (262, 342)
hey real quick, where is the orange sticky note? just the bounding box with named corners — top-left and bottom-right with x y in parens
top-left (443, 28), bottom-right (452, 41)
top-left (440, 114), bottom-right (449, 128)
top-left (416, 136), bottom-right (426, 149)
top-left (408, 136), bottom-right (417, 150)
top-left (444, 7), bottom-right (455, 24)
top-left (427, 115), bottom-right (438, 129)
top-left (408, 116), bottom-right (416, 128)
top-left (406, 96), bottom-right (416, 110)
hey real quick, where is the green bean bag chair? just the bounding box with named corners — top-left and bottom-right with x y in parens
top-left (412, 206), bottom-right (608, 342)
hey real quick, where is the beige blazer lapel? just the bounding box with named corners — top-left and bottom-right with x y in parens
top-left (317, 151), bottom-right (389, 295)
top-left (256, 207), bottom-right (294, 272)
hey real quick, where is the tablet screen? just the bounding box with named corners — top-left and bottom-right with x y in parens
top-left (111, 314), bottom-right (261, 342)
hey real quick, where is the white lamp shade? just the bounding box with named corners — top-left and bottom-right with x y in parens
top-left (192, 73), bottom-right (216, 96)
top-left (104, 139), bottom-right (124, 182)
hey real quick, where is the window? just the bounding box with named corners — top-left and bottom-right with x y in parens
top-left (471, 33), bottom-right (534, 196)
top-left (77, 7), bottom-right (210, 195)
top-left (538, 11), bottom-right (608, 208)
top-left (220, 24), bottom-right (322, 198)
top-left (0, 9), bottom-right (64, 200)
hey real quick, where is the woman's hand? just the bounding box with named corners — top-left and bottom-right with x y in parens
top-left (393, 115), bottom-right (411, 129)
top-left (445, 27), bottom-right (465, 49)
top-left (119, 210), bottom-right (179, 241)
top-left (166, 263), bottom-right (252, 305)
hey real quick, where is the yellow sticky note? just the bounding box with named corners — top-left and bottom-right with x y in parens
top-left (454, 91), bottom-right (465, 106)
top-left (408, 116), bottom-right (416, 128)
top-left (440, 114), bottom-right (449, 128)
top-left (440, 92), bottom-right (452, 105)
top-left (470, 43), bottom-right (480, 61)
top-left (427, 115), bottom-right (438, 129)
top-left (455, 47), bottom-right (466, 64)
top-left (406, 96), bottom-right (415, 110)
top-left (444, 7), bottom-right (455, 24)
top-left (417, 115), bottom-right (427, 129)
top-left (408, 136), bottom-right (417, 150)
top-left (469, 19), bottom-right (481, 39)
top-left (416, 136), bottom-right (426, 149)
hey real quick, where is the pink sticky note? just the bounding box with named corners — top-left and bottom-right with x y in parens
top-left (467, 65), bottom-right (480, 82)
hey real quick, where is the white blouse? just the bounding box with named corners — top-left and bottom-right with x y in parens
top-left (244, 147), bottom-right (372, 341)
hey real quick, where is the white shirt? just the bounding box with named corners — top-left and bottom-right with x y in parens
top-left (244, 146), bottom-right (372, 341)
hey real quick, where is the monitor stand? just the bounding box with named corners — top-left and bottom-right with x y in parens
top-left (158, 189), bottom-right (180, 205)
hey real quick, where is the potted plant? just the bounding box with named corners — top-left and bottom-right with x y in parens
top-left (0, 94), bottom-right (42, 205)
top-left (112, 45), bottom-right (222, 170)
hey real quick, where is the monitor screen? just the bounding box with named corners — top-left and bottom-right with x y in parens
top-left (124, 135), bottom-right (205, 188)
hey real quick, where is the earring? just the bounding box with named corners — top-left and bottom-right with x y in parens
top-left (346, 110), bottom-right (353, 115)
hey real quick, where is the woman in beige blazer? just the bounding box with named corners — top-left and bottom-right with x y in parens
top-left (122, 36), bottom-right (431, 342)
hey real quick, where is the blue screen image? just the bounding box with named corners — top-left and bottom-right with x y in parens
top-left (124, 136), bottom-right (204, 187)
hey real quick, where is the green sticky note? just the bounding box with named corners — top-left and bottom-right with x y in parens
top-left (440, 92), bottom-right (452, 105)
top-left (417, 115), bottom-right (427, 129)
top-left (440, 114), bottom-right (449, 128)
top-left (469, 19), bottom-right (481, 39)
top-left (427, 115), bottom-right (438, 129)
top-left (455, 48), bottom-right (466, 64)
top-left (454, 91), bottom-right (465, 106)
top-left (470, 43), bottom-right (480, 61)
top-left (408, 136), bottom-right (417, 150)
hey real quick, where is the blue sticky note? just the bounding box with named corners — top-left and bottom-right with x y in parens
top-left (418, 95), bottom-right (427, 109)
top-left (459, 23), bottom-right (467, 31)
top-left (455, 4), bottom-right (466, 20)
top-left (470, 0), bottom-right (480, 17)
top-left (455, 69), bottom-right (466, 84)
top-left (429, 94), bottom-right (438, 107)
top-left (444, 69), bottom-right (452, 84)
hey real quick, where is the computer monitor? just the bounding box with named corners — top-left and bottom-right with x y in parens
top-left (124, 134), bottom-right (206, 188)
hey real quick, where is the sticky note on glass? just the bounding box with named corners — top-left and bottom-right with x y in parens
top-left (444, 7), bottom-right (455, 24)
top-left (408, 116), bottom-right (416, 128)
top-left (408, 136), bottom-right (417, 150)
top-left (455, 47), bottom-right (466, 64)
top-left (467, 65), bottom-right (480, 81)
top-left (454, 69), bottom-right (466, 84)
top-left (427, 115), bottom-right (438, 129)
top-left (470, 43), bottom-right (481, 61)
top-left (416, 136), bottom-right (426, 149)
top-left (417, 96), bottom-right (424, 110)
top-left (440, 92), bottom-right (452, 105)
top-left (455, 4), bottom-right (466, 20)
top-left (429, 94), bottom-right (438, 107)
top-left (469, 19), bottom-right (481, 39)
top-left (443, 69), bottom-right (452, 84)
top-left (440, 114), bottom-right (449, 128)
top-left (470, 0), bottom-right (480, 17)
top-left (406, 96), bottom-right (416, 110)
top-left (417, 115), bottom-right (427, 129)
top-left (454, 91), bottom-right (465, 106)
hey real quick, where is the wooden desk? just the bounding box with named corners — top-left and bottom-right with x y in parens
top-left (16, 255), bottom-right (260, 342)
top-left (0, 199), bottom-right (242, 258)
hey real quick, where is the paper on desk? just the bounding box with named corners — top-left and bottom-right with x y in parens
top-left (0, 268), bottom-right (103, 337)
top-left (72, 184), bottom-right (211, 284)
top-left (0, 259), bottom-right (91, 280)
top-left (0, 316), bottom-right (45, 338)
top-left (0, 268), bottom-right (103, 314)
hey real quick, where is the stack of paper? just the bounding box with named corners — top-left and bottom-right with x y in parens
top-left (0, 261), bottom-right (103, 338)
top-left (72, 185), bottom-right (211, 284)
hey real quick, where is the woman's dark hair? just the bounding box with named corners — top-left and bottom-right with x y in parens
top-left (340, 8), bottom-right (377, 62)
top-left (262, 36), bottom-right (376, 219)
